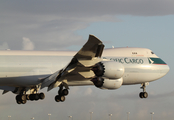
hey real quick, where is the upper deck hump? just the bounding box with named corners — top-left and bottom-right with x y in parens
top-left (102, 47), bottom-right (158, 58)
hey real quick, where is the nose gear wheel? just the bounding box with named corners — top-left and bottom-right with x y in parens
top-left (139, 92), bottom-right (148, 98)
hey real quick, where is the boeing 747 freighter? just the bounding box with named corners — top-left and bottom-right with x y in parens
top-left (0, 35), bottom-right (170, 104)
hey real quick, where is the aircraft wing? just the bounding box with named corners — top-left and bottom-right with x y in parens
top-left (41, 35), bottom-right (104, 91)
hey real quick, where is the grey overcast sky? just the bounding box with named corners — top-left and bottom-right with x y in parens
top-left (0, 0), bottom-right (174, 120)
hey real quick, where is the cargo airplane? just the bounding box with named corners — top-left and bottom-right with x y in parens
top-left (0, 35), bottom-right (170, 104)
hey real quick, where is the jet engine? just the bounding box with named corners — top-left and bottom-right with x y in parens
top-left (92, 77), bottom-right (123, 89)
top-left (92, 61), bottom-right (125, 79)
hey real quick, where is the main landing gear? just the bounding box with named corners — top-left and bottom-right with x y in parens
top-left (15, 93), bottom-right (45, 104)
top-left (139, 82), bottom-right (149, 99)
top-left (55, 84), bottom-right (69, 102)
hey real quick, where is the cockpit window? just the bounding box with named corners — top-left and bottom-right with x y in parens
top-left (148, 58), bottom-right (166, 64)
top-left (151, 51), bottom-right (154, 54)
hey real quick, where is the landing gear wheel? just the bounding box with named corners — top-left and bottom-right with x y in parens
top-left (21, 100), bottom-right (27, 104)
top-left (55, 95), bottom-right (60, 102)
top-left (16, 100), bottom-right (22, 104)
top-left (143, 92), bottom-right (148, 98)
top-left (139, 92), bottom-right (148, 98)
top-left (16, 95), bottom-right (21, 101)
top-left (29, 94), bottom-right (35, 101)
top-left (21, 95), bottom-right (26, 101)
top-left (26, 94), bottom-right (30, 100)
top-left (34, 94), bottom-right (40, 101)
top-left (16, 95), bottom-right (26, 101)
top-left (56, 84), bottom-right (69, 103)
top-left (59, 95), bottom-right (65, 102)
top-left (139, 92), bottom-right (144, 98)
top-left (16, 95), bottom-right (27, 104)
top-left (55, 95), bottom-right (65, 102)
top-left (62, 89), bottom-right (69, 96)
top-left (39, 93), bottom-right (45, 100)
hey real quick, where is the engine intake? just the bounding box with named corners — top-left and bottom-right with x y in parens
top-left (92, 77), bottom-right (123, 90)
top-left (92, 61), bottom-right (125, 79)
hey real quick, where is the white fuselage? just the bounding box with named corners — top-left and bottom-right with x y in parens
top-left (0, 48), bottom-right (170, 89)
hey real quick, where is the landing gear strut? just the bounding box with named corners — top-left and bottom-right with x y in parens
top-left (139, 82), bottom-right (149, 98)
top-left (55, 84), bottom-right (69, 102)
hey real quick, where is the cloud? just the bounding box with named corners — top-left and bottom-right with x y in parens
top-left (22, 37), bottom-right (35, 50)
top-left (0, 42), bottom-right (9, 50)
top-left (1, 0), bottom-right (174, 17)
top-left (0, 0), bottom-right (174, 50)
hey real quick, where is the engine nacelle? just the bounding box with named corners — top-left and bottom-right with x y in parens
top-left (93, 61), bottom-right (125, 79)
top-left (92, 77), bottom-right (123, 90)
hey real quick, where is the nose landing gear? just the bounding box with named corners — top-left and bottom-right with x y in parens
top-left (139, 82), bottom-right (149, 99)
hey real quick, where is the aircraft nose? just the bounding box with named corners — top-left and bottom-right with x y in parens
top-left (161, 64), bottom-right (170, 77)
top-left (166, 64), bottom-right (170, 73)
